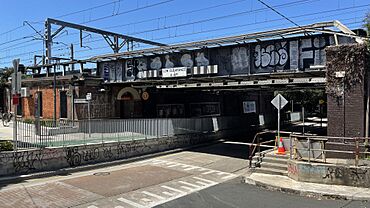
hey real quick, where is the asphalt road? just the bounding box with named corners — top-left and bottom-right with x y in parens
top-left (156, 178), bottom-right (370, 208)
top-left (0, 140), bottom-right (368, 208)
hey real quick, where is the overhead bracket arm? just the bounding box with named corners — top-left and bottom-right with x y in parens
top-left (51, 26), bottom-right (65, 38)
top-left (44, 18), bottom-right (167, 63)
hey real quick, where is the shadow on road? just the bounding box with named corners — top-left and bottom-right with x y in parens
top-left (189, 140), bottom-right (250, 160)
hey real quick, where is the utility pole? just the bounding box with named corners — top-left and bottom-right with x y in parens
top-left (53, 61), bottom-right (59, 127)
top-left (44, 19), bottom-right (52, 67)
top-left (70, 44), bottom-right (74, 71)
top-left (12, 59), bottom-right (20, 151)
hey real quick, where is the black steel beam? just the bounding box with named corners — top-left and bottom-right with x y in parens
top-left (46, 18), bottom-right (166, 47)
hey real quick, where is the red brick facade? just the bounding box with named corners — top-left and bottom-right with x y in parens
top-left (326, 44), bottom-right (368, 137)
top-left (21, 88), bottom-right (66, 120)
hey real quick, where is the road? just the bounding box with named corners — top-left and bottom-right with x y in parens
top-left (156, 178), bottom-right (369, 208)
top-left (0, 141), bottom-right (366, 208)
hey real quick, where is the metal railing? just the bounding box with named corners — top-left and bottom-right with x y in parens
top-left (291, 135), bottom-right (370, 166)
top-left (246, 131), bottom-right (367, 167)
top-left (248, 130), bottom-right (293, 167)
top-left (11, 116), bottom-right (246, 149)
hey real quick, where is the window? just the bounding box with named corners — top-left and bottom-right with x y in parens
top-left (35, 92), bottom-right (43, 117)
top-left (60, 91), bottom-right (67, 118)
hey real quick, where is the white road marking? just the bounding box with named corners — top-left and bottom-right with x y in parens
top-left (178, 181), bottom-right (201, 188)
top-left (115, 206), bottom-right (125, 208)
top-left (162, 191), bottom-right (175, 196)
top-left (141, 198), bottom-right (152, 202)
top-left (142, 191), bottom-right (165, 200)
top-left (184, 167), bottom-right (198, 171)
top-left (217, 172), bottom-right (227, 175)
top-left (193, 177), bottom-right (217, 184)
top-left (118, 197), bottom-right (145, 208)
top-left (195, 181), bottom-right (209, 186)
top-left (135, 160), bottom-right (149, 164)
top-left (87, 206), bottom-right (99, 208)
top-left (180, 186), bottom-right (194, 191)
top-left (111, 159), bottom-right (243, 208)
top-left (222, 174), bottom-right (236, 180)
top-left (202, 170), bottom-right (216, 175)
top-left (161, 185), bottom-right (186, 194)
top-left (151, 160), bottom-right (165, 165)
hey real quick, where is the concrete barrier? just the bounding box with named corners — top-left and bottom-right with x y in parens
top-left (288, 160), bottom-right (370, 188)
top-left (0, 132), bottom-right (219, 177)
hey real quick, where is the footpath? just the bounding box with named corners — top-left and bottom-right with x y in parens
top-left (244, 172), bottom-right (370, 201)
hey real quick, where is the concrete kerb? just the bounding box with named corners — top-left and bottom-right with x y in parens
top-left (0, 139), bottom-right (225, 184)
top-left (243, 173), bottom-right (370, 201)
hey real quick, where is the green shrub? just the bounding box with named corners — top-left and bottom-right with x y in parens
top-left (0, 141), bottom-right (13, 151)
top-left (23, 118), bottom-right (35, 124)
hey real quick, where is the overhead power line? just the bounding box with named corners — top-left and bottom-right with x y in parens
top-left (0, 0), bottom-right (174, 47)
top-left (1, 0), bottom-right (367, 65)
top-left (0, 0), bottom-right (248, 53)
top-left (256, 0), bottom-right (309, 34)
top-left (0, 3), bottom-right (367, 62)
top-left (0, 0), bottom-right (121, 37)
top-left (32, 13), bottom-right (369, 60)
top-left (0, 0), bottom-right (319, 50)
top-left (0, 18), bottom-right (364, 66)
top-left (80, 0), bottom-right (176, 24)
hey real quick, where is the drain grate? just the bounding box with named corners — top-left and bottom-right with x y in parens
top-left (93, 172), bottom-right (110, 176)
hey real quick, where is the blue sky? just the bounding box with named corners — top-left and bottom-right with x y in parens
top-left (0, 0), bottom-right (369, 68)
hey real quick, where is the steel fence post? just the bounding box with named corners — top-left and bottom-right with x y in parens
top-left (355, 137), bottom-right (359, 167)
top-left (308, 136), bottom-right (311, 163)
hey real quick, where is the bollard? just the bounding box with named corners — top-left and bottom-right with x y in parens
top-left (355, 138), bottom-right (359, 167)
top-left (307, 137), bottom-right (311, 163)
top-left (289, 135), bottom-right (292, 160)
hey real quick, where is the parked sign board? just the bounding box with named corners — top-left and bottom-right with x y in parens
top-left (74, 99), bottom-right (89, 104)
top-left (162, 67), bottom-right (187, 78)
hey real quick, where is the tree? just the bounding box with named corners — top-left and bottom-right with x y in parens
top-left (365, 12), bottom-right (370, 47)
top-left (0, 67), bottom-right (13, 89)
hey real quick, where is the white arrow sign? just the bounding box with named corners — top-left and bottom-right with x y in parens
top-left (271, 94), bottom-right (288, 110)
top-left (271, 93), bottom-right (288, 143)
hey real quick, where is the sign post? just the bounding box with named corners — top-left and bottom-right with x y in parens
top-left (12, 59), bottom-right (20, 151)
top-left (86, 93), bottom-right (92, 138)
top-left (271, 94), bottom-right (288, 139)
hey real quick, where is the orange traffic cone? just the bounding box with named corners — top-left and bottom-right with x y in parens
top-left (277, 137), bottom-right (286, 155)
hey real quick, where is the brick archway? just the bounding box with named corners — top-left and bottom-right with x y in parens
top-left (117, 87), bottom-right (140, 101)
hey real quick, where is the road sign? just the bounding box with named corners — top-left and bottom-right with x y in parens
top-left (271, 94), bottom-right (288, 110)
top-left (12, 94), bottom-right (20, 105)
top-left (74, 99), bottom-right (89, 104)
top-left (142, 91), bottom-right (149, 100)
top-left (11, 72), bottom-right (22, 94)
top-left (271, 94), bottom-right (288, 143)
top-left (86, 93), bottom-right (92, 101)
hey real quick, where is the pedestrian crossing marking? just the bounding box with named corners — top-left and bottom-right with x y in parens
top-left (178, 181), bottom-right (201, 189)
top-left (193, 176), bottom-right (216, 184)
top-left (142, 191), bottom-right (165, 200)
top-left (161, 185), bottom-right (186, 194)
top-left (117, 197), bottom-right (145, 208)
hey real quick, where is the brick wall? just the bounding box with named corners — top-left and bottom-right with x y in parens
top-left (21, 88), bottom-right (69, 120)
top-left (326, 44), bottom-right (368, 137)
top-left (327, 83), bottom-right (365, 137)
top-left (74, 86), bottom-right (114, 120)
